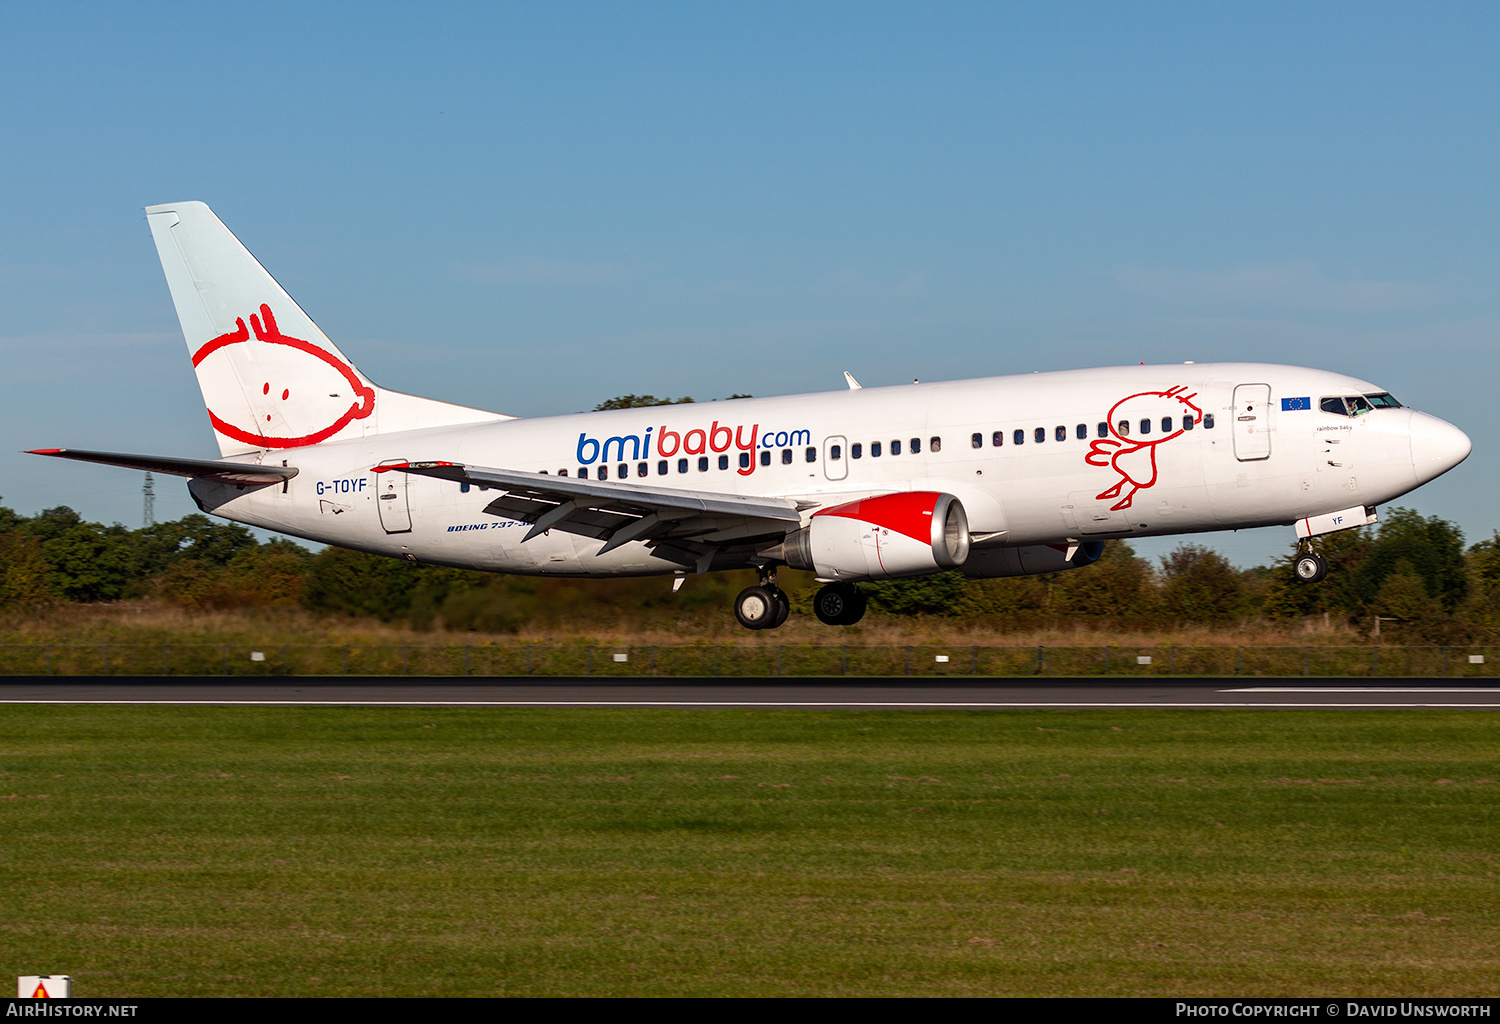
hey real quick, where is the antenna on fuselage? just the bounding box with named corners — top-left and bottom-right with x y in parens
top-left (843, 371), bottom-right (862, 390)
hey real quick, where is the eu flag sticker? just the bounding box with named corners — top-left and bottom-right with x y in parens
top-left (1281, 397), bottom-right (1311, 411)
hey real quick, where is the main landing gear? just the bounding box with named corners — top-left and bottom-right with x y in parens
top-left (734, 567), bottom-right (790, 630)
top-left (1293, 543), bottom-right (1328, 584)
top-left (731, 570), bottom-right (868, 629)
top-left (812, 582), bottom-right (866, 626)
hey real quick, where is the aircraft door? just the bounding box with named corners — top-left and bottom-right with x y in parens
top-left (376, 459), bottom-right (413, 533)
top-left (823, 435), bottom-right (848, 480)
top-left (1232, 384), bottom-right (1272, 462)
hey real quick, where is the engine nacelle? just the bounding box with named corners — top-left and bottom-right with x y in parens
top-left (959, 540), bottom-right (1105, 579)
top-left (783, 491), bottom-right (971, 581)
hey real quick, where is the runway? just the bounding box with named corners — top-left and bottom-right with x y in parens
top-left (1, 677), bottom-right (1498, 708)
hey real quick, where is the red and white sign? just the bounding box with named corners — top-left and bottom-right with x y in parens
top-left (18, 975), bottom-right (72, 998)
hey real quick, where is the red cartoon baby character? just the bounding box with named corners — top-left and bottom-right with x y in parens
top-left (191, 303), bottom-right (375, 448)
top-left (1085, 386), bottom-right (1203, 510)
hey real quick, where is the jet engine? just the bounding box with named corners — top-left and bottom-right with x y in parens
top-left (782, 491), bottom-right (971, 580)
top-left (959, 541), bottom-right (1105, 578)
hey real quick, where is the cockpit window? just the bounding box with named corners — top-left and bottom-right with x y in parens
top-left (1324, 394), bottom-right (1392, 415)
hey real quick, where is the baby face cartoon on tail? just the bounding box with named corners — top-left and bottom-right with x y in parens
top-left (191, 303), bottom-right (376, 449)
top-left (1084, 386), bottom-right (1203, 510)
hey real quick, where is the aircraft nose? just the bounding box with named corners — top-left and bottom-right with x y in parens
top-left (1410, 411), bottom-right (1471, 483)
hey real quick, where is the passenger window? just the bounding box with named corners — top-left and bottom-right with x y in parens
top-left (1182, 416), bottom-right (1195, 431)
top-left (1117, 420), bottom-right (1130, 436)
top-left (1140, 419), bottom-right (1151, 435)
top-left (830, 445), bottom-right (842, 460)
top-left (460, 482), bottom-right (470, 493)
top-left (930, 436), bottom-right (941, 452)
top-left (871, 441), bottom-right (882, 457)
top-left (781, 448), bottom-right (792, 464)
top-left (1076, 424), bottom-right (1087, 440)
top-left (638, 462), bottom-right (649, 477)
top-left (910, 437), bottom-right (921, 454)
top-left (698, 457), bottom-right (709, 471)
top-left (540, 470), bottom-right (548, 474)
top-left (806, 446), bottom-right (817, 462)
top-left (1055, 425), bottom-right (1066, 442)
top-left (720, 455), bottom-right (730, 470)
top-left (890, 439), bottom-right (901, 456)
top-left (1203, 414), bottom-right (1215, 429)
top-left (678, 458), bottom-right (689, 473)
top-left (993, 431), bottom-right (1004, 447)
top-left (579, 467), bottom-right (588, 479)
top-left (559, 469), bottom-right (568, 476)
top-left (1321, 397), bottom-right (1349, 416)
top-left (1161, 417), bottom-right (1172, 433)
top-left (851, 443), bottom-right (862, 459)
top-left (972, 432), bottom-right (983, 449)
top-left (619, 463), bottom-right (628, 478)
top-left (1034, 427), bottom-right (1045, 443)
top-left (598, 465), bottom-right (608, 480)
top-left (740, 452), bottom-right (751, 469)
top-left (1013, 429), bottom-right (1024, 445)
top-left (760, 450), bottom-right (771, 467)
top-left (1097, 422), bottom-right (1107, 438)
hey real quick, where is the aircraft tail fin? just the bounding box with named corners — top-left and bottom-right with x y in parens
top-left (145, 201), bottom-right (506, 457)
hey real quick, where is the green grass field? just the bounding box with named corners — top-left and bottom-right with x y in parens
top-left (0, 706), bottom-right (1496, 996)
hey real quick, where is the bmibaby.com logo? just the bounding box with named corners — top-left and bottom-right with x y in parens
top-left (577, 421), bottom-right (811, 477)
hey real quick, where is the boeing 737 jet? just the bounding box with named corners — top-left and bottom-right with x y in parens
top-left (30, 203), bottom-right (1473, 629)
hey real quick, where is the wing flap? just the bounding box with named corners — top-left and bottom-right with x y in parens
top-left (378, 460), bottom-right (802, 555)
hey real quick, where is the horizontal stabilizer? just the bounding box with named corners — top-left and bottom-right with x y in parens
top-left (26, 448), bottom-right (298, 486)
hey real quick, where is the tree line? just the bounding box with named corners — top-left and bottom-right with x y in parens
top-left (2, 501), bottom-right (1498, 639)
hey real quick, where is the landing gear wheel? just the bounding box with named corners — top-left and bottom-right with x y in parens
top-left (768, 587), bottom-right (790, 629)
top-left (1294, 552), bottom-right (1328, 583)
top-left (735, 585), bottom-right (779, 630)
top-left (844, 588), bottom-right (867, 625)
top-left (814, 583), bottom-right (866, 626)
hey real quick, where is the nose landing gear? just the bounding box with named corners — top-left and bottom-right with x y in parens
top-left (1293, 543), bottom-right (1328, 583)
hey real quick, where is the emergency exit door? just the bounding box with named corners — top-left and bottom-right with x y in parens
top-left (1232, 384), bottom-right (1272, 462)
top-left (823, 435), bottom-right (848, 480)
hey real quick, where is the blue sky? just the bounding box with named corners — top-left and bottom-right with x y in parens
top-left (2, 2), bottom-right (1496, 567)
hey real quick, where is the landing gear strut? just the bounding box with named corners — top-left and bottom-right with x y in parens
top-left (735, 567), bottom-right (790, 630)
top-left (813, 582), bottom-right (866, 626)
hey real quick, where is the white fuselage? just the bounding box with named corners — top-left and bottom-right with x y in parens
top-left (188, 362), bottom-right (1468, 576)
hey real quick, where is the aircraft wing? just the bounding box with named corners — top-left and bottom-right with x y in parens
top-left (378, 461), bottom-right (807, 569)
top-left (26, 448), bottom-right (298, 486)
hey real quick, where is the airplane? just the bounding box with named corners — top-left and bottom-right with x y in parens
top-left (29, 202), bottom-right (1472, 630)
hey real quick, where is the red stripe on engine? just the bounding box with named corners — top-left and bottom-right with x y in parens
top-left (814, 491), bottom-right (939, 545)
